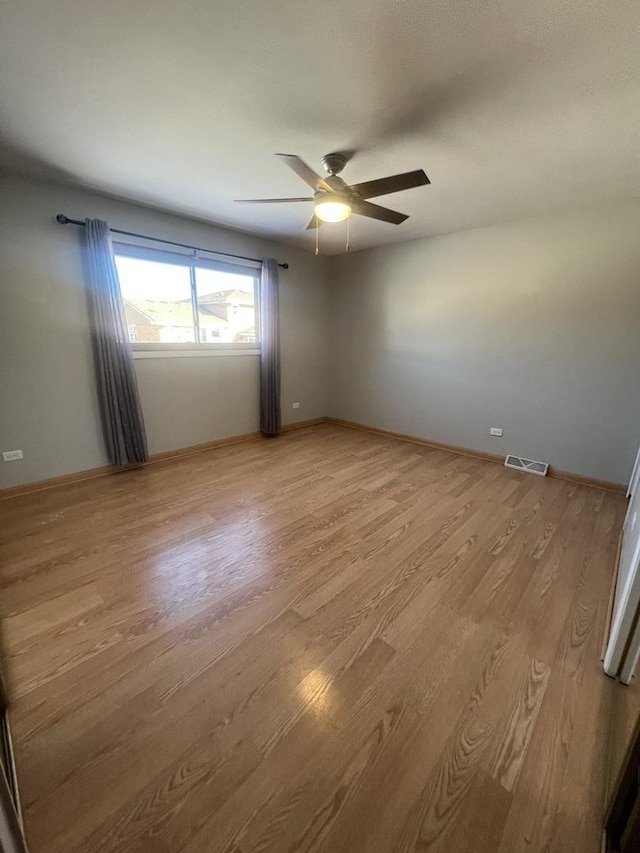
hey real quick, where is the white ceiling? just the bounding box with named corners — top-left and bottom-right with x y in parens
top-left (1, 0), bottom-right (639, 254)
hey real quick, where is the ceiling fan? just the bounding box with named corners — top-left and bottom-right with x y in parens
top-left (235, 153), bottom-right (430, 229)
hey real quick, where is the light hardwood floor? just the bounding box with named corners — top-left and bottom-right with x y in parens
top-left (0, 424), bottom-right (628, 853)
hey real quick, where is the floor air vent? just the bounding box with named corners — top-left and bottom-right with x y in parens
top-left (504, 454), bottom-right (549, 477)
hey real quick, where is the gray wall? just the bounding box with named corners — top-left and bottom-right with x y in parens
top-left (328, 201), bottom-right (640, 484)
top-left (2, 172), bottom-right (639, 490)
top-left (0, 173), bottom-right (329, 489)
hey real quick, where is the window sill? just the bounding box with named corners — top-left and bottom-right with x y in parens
top-left (133, 348), bottom-right (261, 359)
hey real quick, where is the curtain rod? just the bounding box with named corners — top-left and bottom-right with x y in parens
top-left (55, 214), bottom-right (289, 269)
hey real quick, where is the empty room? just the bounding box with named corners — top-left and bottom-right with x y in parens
top-left (2, 1), bottom-right (640, 851)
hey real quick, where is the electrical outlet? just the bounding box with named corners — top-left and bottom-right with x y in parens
top-left (489, 428), bottom-right (503, 437)
top-left (292, 402), bottom-right (300, 409)
top-left (2, 449), bottom-right (23, 462)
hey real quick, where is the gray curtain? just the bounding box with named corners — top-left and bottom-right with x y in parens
top-left (260, 258), bottom-right (281, 436)
top-left (84, 219), bottom-right (149, 465)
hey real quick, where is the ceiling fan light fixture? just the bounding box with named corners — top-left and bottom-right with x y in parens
top-left (314, 194), bottom-right (351, 223)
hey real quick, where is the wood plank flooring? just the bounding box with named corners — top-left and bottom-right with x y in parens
top-left (0, 424), bottom-right (628, 853)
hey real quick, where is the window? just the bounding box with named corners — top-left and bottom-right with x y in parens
top-left (114, 244), bottom-right (260, 348)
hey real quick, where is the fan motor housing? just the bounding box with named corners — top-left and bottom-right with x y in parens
top-left (322, 152), bottom-right (348, 175)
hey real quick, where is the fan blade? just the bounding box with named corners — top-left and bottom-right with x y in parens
top-left (235, 197), bottom-right (313, 203)
top-left (350, 199), bottom-right (409, 224)
top-left (305, 214), bottom-right (324, 230)
top-left (276, 153), bottom-right (333, 192)
top-left (348, 169), bottom-right (430, 199)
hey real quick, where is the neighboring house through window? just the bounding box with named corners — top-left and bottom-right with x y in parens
top-left (113, 243), bottom-right (260, 348)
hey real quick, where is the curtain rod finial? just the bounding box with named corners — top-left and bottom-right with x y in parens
top-left (56, 214), bottom-right (69, 224)
top-left (280, 262), bottom-right (289, 270)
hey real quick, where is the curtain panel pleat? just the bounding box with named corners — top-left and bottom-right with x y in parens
top-left (84, 219), bottom-right (149, 465)
top-left (259, 259), bottom-right (281, 436)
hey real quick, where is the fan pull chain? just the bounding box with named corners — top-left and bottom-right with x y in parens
top-left (346, 216), bottom-right (350, 253)
top-left (315, 218), bottom-right (319, 256)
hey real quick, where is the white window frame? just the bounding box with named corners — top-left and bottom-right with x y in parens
top-left (113, 240), bottom-right (261, 358)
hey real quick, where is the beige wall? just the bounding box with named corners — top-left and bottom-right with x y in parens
top-left (328, 200), bottom-right (640, 484)
top-left (0, 173), bottom-right (329, 489)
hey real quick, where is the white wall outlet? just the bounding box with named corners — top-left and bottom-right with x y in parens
top-left (489, 428), bottom-right (503, 437)
top-left (2, 449), bottom-right (23, 462)
top-left (292, 402), bottom-right (300, 409)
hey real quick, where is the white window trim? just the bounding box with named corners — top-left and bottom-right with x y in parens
top-left (133, 348), bottom-right (260, 359)
top-left (113, 234), bottom-right (262, 271)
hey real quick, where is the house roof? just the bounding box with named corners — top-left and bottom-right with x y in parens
top-left (124, 299), bottom-right (229, 328)
top-left (197, 290), bottom-right (255, 306)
